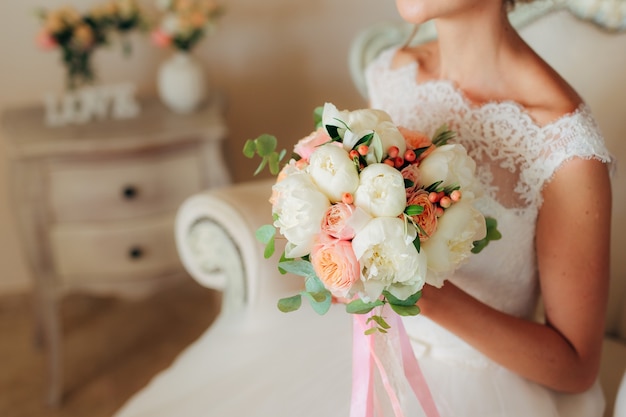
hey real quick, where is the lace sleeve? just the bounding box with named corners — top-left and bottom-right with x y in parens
top-left (533, 104), bottom-right (615, 205)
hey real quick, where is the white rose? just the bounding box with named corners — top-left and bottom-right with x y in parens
top-left (271, 171), bottom-right (331, 258)
top-left (322, 103), bottom-right (406, 164)
top-left (352, 217), bottom-right (426, 301)
top-left (308, 144), bottom-right (360, 203)
top-left (422, 201), bottom-right (487, 287)
top-left (419, 144), bottom-right (483, 199)
top-left (354, 163), bottom-right (406, 218)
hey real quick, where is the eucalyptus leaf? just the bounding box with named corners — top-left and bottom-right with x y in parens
top-left (313, 106), bottom-right (323, 128)
top-left (346, 298), bottom-right (384, 314)
top-left (368, 315), bottom-right (391, 329)
top-left (255, 224), bottom-right (276, 244)
top-left (242, 139), bottom-right (257, 158)
top-left (277, 295), bottom-right (302, 312)
top-left (263, 237), bottom-right (275, 259)
top-left (389, 303), bottom-right (421, 316)
top-left (279, 259), bottom-right (316, 278)
top-left (255, 134), bottom-right (278, 157)
top-left (383, 289), bottom-right (422, 306)
top-left (301, 290), bottom-right (331, 315)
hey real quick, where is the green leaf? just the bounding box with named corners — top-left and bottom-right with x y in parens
top-left (301, 290), bottom-right (332, 315)
top-left (353, 132), bottom-right (374, 148)
top-left (383, 289), bottom-right (422, 306)
top-left (424, 181), bottom-right (443, 193)
top-left (368, 314), bottom-right (391, 330)
top-left (371, 133), bottom-right (383, 163)
top-left (279, 259), bottom-right (316, 278)
top-left (255, 134), bottom-right (278, 157)
top-left (405, 204), bottom-right (424, 217)
top-left (431, 124), bottom-right (456, 147)
top-left (346, 298), bottom-right (384, 314)
top-left (304, 274), bottom-right (327, 295)
top-left (313, 106), bottom-right (323, 128)
top-left (268, 152), bottom-right (281, 175)
top-left (255, 224), bottom-right (276, 244)
top-left (364, 327), bottom-right (379, 335)
top-left (389, 303), bottom-right (421, 316)
top-left (326, 125), bottom-right (342, 141)
top-left (471, 217), bottom-right (502, 254)
top-left (277, 294), bottom-right (302, 312)
top-left (263, 238), bottom-right (275, 259)
top-left (242, 139), bottom-right (257, 158)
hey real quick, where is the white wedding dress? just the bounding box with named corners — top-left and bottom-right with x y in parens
top-left (365, 47), bottom-right (614, 417)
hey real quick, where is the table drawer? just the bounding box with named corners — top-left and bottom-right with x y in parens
top-left (47, 149), bottom-right (202, 222)
top-left (50, 214), bottom-right (182, 282)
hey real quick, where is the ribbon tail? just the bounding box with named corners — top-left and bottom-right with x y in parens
top-left (350, 314), bottom-right (374, 417)
top-left (396, 315), bottom-right (441, 417)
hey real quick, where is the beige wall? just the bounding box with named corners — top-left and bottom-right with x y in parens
top-left (0, 0), bottom-right (399, 293)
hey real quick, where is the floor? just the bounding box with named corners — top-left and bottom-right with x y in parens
top-left (0, 279), bottom-right (220, 417)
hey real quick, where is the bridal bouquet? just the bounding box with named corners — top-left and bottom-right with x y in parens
top-left (244, 103), bottom-right (499, 333)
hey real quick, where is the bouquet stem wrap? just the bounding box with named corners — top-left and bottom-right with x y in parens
top-left (351, 312), bottom-right (440, 417)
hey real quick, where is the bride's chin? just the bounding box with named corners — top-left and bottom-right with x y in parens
top-left (395, 0), bottom-right (432, 25)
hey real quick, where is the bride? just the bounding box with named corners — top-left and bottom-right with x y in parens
top-left (366, 0), bottom-right (613, 415)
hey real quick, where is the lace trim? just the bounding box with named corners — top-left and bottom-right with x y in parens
top-left (366, 47), bottom-right (614, 217)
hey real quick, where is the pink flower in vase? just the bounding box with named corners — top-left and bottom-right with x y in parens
top-left (35, 29), bottom-right (57, 50)
top-left (151, 28), bottom-right (173, 48)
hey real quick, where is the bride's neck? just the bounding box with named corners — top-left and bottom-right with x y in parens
top-left (433, 7), bottom-right (524, 92)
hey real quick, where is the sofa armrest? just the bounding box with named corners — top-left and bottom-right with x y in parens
top-left (175, 179), bottom-right (302, 318)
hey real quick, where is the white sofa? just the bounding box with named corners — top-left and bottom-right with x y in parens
top-left (114, 4), bottom-right (626, 417)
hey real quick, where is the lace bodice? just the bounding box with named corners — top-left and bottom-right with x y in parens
top-left (365, 47), bottom-right (613, 330)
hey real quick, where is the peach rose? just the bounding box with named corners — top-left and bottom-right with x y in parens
top-left (293, 127), bottom-right (335, 162)
top-left (399, 126), bottom-right (436, 162)
top-left (321, 203), bottom-right (356, 240)
top-left (407, 190), bottom-right (438, 242)
top-left (311, 235), bottom-right (360, 298)
top-left (401, 163), bottom-right (421, 197)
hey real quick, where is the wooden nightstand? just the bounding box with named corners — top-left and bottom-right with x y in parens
top-left (2, 95), bottom-right (230, 406)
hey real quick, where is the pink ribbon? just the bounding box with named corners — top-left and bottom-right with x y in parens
top-left (350, 312), bottom-right (440, 417)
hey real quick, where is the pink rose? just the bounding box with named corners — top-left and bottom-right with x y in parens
top-left (401, 164), bottom-right (421, 197)
top-left (311, 235), bottom-right (360, 298)
top-left (399, 126), bottom-right (436, 162)
top-left (407, 190), bottom-right (438, 242)
top-left (321, 203), bottom-right (356, 240)
top-left (36, 30), bottom-right (57, 50)
top-left (293, 127), bottom-right (334, 161)
top-left (151, 29), bottom-right (172, 48)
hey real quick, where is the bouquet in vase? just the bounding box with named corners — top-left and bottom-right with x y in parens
top-left (244, 103), bottom-right (500, 334)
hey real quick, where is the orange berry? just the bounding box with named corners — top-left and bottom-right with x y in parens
top-left (383, 159), bottom-right (395, 167)
top-left (349, 150), bottom-right (359, 159)
top-left (388, 146), bottom-right (399, 158)
top-left (357, 144), bottom-right (369, 156)
top-left (428, 192), bottom-right (439, 203)
top-left (404, 149), bottom-right (416, 162)
top-left (450, 190), bottom-right (462, 202)
top-left (394, 157), bottom-right (404, 168)
top-left (440, 196), bottom-right (452, 208)
top-left (342, 192), bottom-right (354, 205)
top-left (435, 207), bottom-right (445, 217)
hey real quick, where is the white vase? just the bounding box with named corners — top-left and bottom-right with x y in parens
top-left (157, 52), bottom-right (207, 114)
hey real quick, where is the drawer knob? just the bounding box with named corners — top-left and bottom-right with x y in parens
top-left (128, 246), bottom-right (144, 260)
top-left (122, 185), bottom-right (139, 200)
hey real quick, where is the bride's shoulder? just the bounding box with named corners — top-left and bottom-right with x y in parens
top-left (390, 41), bottom-right (439, 76)
top-left (513, 55), bottom-right (584, 127)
